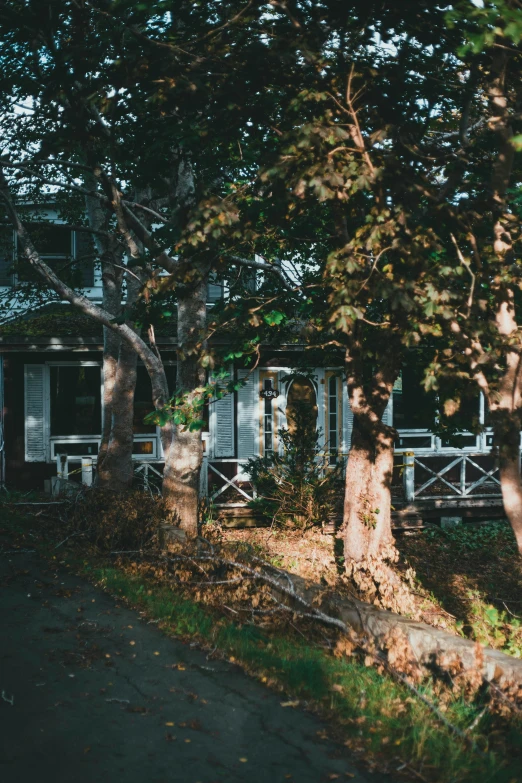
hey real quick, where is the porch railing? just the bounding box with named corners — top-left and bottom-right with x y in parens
top-left (50, 449), bottom-right (505, 508)
top-left (201, 456), bottom-right (255, 505)
top-left (134, 461), bottom-right (164, 494)
top-left (402, 452), bottom-right (502, 502)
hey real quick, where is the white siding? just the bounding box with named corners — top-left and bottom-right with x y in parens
top-left (383, 395), bottom-right (393, 427)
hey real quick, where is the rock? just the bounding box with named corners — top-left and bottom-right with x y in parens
top-left (440, 516), bottom-right (462, 529)
top-left (159, 524), bottom-right (187, 549)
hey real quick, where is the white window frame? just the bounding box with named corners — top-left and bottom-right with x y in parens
top-left (43, 360), bottom-right (160, 462)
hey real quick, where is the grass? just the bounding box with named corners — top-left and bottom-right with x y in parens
top-left (87, 564), bottom-right (522, 782)
top-left (1, 501), bottom-right (522, 782)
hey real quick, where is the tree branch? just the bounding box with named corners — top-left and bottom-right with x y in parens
top-left (0, 168), bottom-right (167, 407)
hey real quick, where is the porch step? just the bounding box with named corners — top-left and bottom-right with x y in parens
top-left (215, 504), bottom-right (506, 533)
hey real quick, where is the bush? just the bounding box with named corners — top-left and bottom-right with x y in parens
top-left (69, 488), bottom-right (167, 551)
top-left (245, 400), bottom-right (344, 529)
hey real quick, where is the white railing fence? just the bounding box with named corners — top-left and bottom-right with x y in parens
top-left (402, 452), bottom-right (502, 502)
top-left (133, 461), bottom-right (164, 495)
top-left (50, 448), bottom-right (504, 507)
top-left (201, 456), bottom-right (255, 505)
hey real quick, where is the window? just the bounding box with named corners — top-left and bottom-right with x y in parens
top-left (394, 363), bottom-right (480, 446)
top-left (207, 274), bottom-right (224, 304)
top-left (393, 366), bottom-right (435, 430)
top-left (328, 375), bottom-right (338, 465)
top-left (32, 223), bottom-right (73, 257)
top-left (50, 365), bottom-right (101, 436)
top-left (133, 366), bottom-right (157, 434)
top-left (16, 224), bottom-right (95, 288)
top-left (0, 226), bottom-right (14, 286)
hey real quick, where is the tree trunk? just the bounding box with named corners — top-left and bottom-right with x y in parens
top-left (162, 270), bottom-right (208, 537)
top-left (99, 327), bottom-right (119, 468)
top-left (341, 352), bottom-right (415, 613)
top-left (342, 413), bottom-right (414, 612)
top-left (343, 416), bottom-right (396, 563)
top-left (97, 341), bottom-right (138, 491)
top-left (482, 298), bottom-right (522, 556)
top-left (492, 409), bottom-right (522, 555)
top-left (83, 183), bottom-right (138, 486)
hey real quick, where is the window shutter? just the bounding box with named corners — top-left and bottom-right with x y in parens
top-left (211, 371), bottom-right (235, 458)
top-left (382, 395), bottom-right (393, 427)
top-left (74, 230), bottom-right (96, 287)
top-left (341, 383), bottom-right (354, 453)
top-left (24, 365), bottom-right (48, 462)
top-left (237, 369), bottom-right (258, 460)
top-left (0, 227), bottom-right (14, 286)
top-left (207, 272), bottom-right (224, 304)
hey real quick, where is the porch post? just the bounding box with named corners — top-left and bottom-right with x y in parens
top-left (199, 433), bottom-right (209, 498)
top-left (57, 453), bottom-right (69, 481)
top-left (403, 451), bottom-right (415, 503)
top-left (53, 453), bottom-right (69, 497)
top-left (81, 457), bottom-right (93, 487)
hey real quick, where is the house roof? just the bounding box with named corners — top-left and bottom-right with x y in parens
top-left (0, 303), bottom-right (177, 351)
top-left (0, 303), bottom-right (307, 355)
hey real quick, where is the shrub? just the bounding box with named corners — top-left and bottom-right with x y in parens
top-left (245, 400), bottom-right (344, 528)
top-left (69, 488), bottom-right (167, 551)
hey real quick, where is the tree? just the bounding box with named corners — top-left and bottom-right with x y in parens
top-left (419, 0), bottom-right (522, 554)
top-left (219, 1), bottom-right (469, 601)
top-left (0, 0), bottom-right (290, 535)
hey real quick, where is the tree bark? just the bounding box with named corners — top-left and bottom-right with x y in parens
top-left (97, 339), bottom-right (139, 490)
top-left (343, 414), bottom-right (396, 563)
top-left (494, 410), bottom-right (522, 555)
top-left (483, 49), bottom-right (522, 554)
top-left (342, 407), bottom-right (414, 612)
top-left (162, 269), bottom-right (209, 537)
top-left (84, 183), bottom-right (139, 488)
top-left (340, 345), bottom-right (414, 613)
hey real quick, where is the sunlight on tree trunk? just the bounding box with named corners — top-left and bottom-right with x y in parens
top-left (162, 272), bottom-right (208, 538)
top-left (97, 342), bottom-right (138, 491)
top-left (341, 368), bottom-right (415, 614)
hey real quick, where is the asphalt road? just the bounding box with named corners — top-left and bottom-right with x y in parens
top-left (0, 545), bottom-right (392, 783)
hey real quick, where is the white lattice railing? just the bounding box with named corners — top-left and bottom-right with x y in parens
top-left (131, 457), bottom-right (255, 505)
top-left (202, 457), bottom-right (254, 505)
top-left (402, 453), bottom-right (502, 502)
top-left (133, 461), bottom-right (164, 494)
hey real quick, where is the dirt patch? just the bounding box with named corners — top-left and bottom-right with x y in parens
top-left (218, 525), bottom-right (342, 584)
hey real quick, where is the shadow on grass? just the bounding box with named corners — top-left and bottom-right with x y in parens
top-left (396, 522), bottom-right (522, 637)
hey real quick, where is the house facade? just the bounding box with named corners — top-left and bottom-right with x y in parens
top-left (0, 216), bottom-right (505, 514)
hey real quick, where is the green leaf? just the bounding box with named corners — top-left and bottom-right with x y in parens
top-left (263, 310), bottom-right (285, 326)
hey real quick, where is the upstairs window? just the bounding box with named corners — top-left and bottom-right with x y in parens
top-left (207, 273), bottom-right (224, 304)
top-left (15, 223), bottom-right (95, 288)
top-left (0, 227), bottom-right (14, 286)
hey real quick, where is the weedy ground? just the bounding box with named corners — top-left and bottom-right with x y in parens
top-left (1, 492), bottom-right (522, 783)
top-left (222, 520), bottom-right (522, 656)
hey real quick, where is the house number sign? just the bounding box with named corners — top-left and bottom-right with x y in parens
top-left (260, 388), bottom-right (279, 399)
